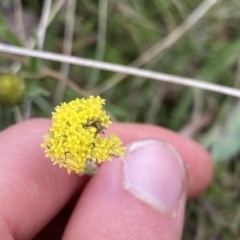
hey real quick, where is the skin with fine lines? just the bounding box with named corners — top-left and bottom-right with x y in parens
top-left (0, 119), bottom-right (213, 239)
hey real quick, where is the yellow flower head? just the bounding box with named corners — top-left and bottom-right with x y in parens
top-left (0, 74), bottom-right (25, 106)
top-left (41, 96), bottom-right (125, 174)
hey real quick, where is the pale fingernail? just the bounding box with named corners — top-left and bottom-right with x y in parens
top-left (123, 140), bottom-right (186, 212)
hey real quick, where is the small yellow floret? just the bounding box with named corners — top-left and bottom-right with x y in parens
top-left (41, 96), bottom-right (125, 174)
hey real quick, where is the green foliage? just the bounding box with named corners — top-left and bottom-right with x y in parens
top-left (202, 101), bottom-right (240, 162)
top-left (184, 163), bottom-right (240, 239)
top-left (0, 14), bottom-right (23, 46)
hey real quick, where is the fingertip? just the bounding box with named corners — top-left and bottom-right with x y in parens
top-left (110, 123), bottom-right (213, 198)
top-left (63, 140), bottom-right (187, 240)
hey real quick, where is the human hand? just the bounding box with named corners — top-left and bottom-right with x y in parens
top-left (0, 119), bottom-right (213, 240)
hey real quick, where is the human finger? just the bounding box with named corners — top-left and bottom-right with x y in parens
top-left (0, 119), bottom-right (87, 240)
top-left (62, 126), bottom-right (212, 239)
top-left (109, 123), bottom-right (213, 198)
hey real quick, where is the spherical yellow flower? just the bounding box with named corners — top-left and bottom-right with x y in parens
top-left (41, 96), bottom-right (125, 174)
top-left (0, 74), bottom-right (25, 106)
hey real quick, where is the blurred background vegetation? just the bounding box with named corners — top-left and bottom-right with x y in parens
top-left (0, 0), bottom-right (240, 239)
